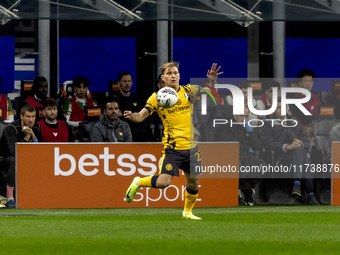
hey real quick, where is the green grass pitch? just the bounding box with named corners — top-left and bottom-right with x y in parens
top-left (1, 206), bottom-right (340, 255)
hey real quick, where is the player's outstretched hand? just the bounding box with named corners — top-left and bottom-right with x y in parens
top-left (124, 110), bottom-right (133, 120)
top-left (207, 63), bottom-right (223, 80)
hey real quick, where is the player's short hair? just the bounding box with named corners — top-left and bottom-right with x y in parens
top-left (159, 62), bottom-right (179, 74)
top-left (73, 76), bottom-right (90, 88)
top-left (43, 98), bottom-right (58, 109)
top-left (296, 69), bottom-right (315, 81)
top-left (21, 104), bottom-right (35, 116)
top-left (118, 71), bottom-right (132, 81)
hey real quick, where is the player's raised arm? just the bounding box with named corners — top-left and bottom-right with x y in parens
top-left (207, 63), bottom-right (223, 80)
top-left (207, 63), bottom-right (223, 87)
top-left (124, 108), bottom-right (149, 123)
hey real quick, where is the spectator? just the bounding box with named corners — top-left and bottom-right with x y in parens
top-left (25, 76), bottom-right (50, 108)
top-left (214, 106), bottom-right (264, 206)
top-left (22, 76), bottom-right (65, 121)
top-left (0, 77), bottom-right (14, 122)
top-left (290, 81), bottom-right (300, 87)
top-left (37, 98), bottom-right (74, 142)
top-left (90, 97), bottom-right (132, 142)
top-left (289, 69), bottom-right (321, 137)
top-left (0, 104), bottom-right (41, 208)
top-left (115, 71), bottom-right (156, 142)
top-left (326, 122), bottom-right (340, 162)
top-left (329, 123), bottom-right (340, 143)
top-left (261, 100), bottom-right (319, 205)
top-left (115, 71), bottom-right (141, 112)
top-left (225, 81), bottom-right (258, 123)
top-left (256, 80), bottom-right (281, 119)
top-left (63, 76), bottom-right (97, 128)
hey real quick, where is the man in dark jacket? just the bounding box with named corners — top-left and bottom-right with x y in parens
top-left (0, 104), bottom-right (41, 208)
top-left (90, 97), bottom-right (132, 142)
top-left (262, 101), bottom-right (319, 205)
top-left (114, 71), bottom-right (156, 142)
top-left (213, 105), bottom-right (265, 206)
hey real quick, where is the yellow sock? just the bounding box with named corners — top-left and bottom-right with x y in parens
top-left (138, 175), bottom-right (154, 187)
top-left (184, 190), bottom-right (198, 212)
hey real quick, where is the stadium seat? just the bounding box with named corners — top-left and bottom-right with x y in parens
top-left (20, 80), bottom-right (34, 98)
top-left (79, 121), bottom-right (96, 142)
top-left (84, 106), bottom-right (102, 122)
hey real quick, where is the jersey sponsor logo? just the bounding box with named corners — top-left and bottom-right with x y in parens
top-left (167, 105), bottom-right (190, 114)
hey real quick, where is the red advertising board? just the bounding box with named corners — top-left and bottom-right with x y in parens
top-left (332, 142), bottom-right (340, 205)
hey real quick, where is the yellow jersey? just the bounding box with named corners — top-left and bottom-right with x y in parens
top-left (145, 84), bottom-right (200, 150)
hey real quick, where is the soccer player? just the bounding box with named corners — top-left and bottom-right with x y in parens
top-left (124, 62), bottom-right (223, 220)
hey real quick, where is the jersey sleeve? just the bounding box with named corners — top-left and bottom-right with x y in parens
top-left (144, 92), bottom-right (158, 115)
top-left (190, 85), bottom-right (201, 101)
top-left (183, 84), bottom-right (200, 104)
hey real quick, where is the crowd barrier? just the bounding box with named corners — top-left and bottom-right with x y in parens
top-left (16, 142), bottom-right (239, 209)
